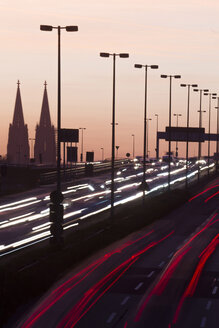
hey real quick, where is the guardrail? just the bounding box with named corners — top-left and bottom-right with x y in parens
top-left (40, 159), bottom-right (129, 185)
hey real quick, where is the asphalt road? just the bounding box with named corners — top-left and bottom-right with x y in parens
top-left (16, 175), bottom-right (219, 328)
top-left (0, 160), bottom-right (206, 256)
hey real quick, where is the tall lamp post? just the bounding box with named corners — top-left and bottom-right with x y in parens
top-left (100, 52), bottom-right (129, 218)
top-left (132, 134), bottom-right (135, 159)
top-left (173, 113), bottom-right (182, 158)
top-left (101, 147), bottom-right (104, 162)
top-left (40, 24), bottom-right (78, 244)
top-left (134, 63), bottom-right (158, 193)
top-left (193, 88), bottom-right (209, 181)
top-left (29, 138), bottom-right (35, 160)
top-left (180, 83), bottom-right (198, 188)
top-left (146, 118), bottom-right (152, 158)
top-left (203, 92), bottom-right (217, 176)
top-left (215, 101), bottom-right (219, 172)
top-left (79, 127), bottom-right (86, 162)
top-left (161, 74), bottom-right (181, 190)
top-left (155, 114), bottom-right (159, 160)
top-left (197, 108), bottom-right (206, 180)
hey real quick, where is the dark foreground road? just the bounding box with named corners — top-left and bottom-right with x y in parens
top-left (15, 177), bottom-right (219, 328)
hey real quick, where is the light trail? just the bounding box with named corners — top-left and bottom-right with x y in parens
top-left (0, 197), bottom-right (37, 210)
top-left (20, 230), bottom-right (155, 328)
top-left (171, 233), bottom-right (219, 325)
top-left (0, 200), bottom-right (41, 213)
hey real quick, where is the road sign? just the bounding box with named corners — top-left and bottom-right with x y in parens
top-left (67, 147), bottom-right (78, 162)
top-left (165, 127), bottom-right (205, 142)
top-left (60, 129), bottom-right (79, 142)
top-left (86, 151), bottom-right (94, 162)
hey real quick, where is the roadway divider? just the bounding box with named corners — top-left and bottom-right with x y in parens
top-left (39, 159), bottom-right (129, 184)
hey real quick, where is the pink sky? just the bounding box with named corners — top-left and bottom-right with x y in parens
top-left (1, 0), bottom-right (219, 160)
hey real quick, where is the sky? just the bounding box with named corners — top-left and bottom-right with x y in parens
top-left (1, 0), bottom-right (219, 160)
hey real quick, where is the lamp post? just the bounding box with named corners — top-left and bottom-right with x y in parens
top-left (134, 63), bottom-right (158, 193)
top-left (197, 108), bottom-right (206, 180)
top-left (79, 127), bottom-right (86, 162)
top-left (161, 74), bottom-right (181, 190)
top-left (29, 138), bottom-right (35, 160)
top-left (131, 134), bottom-right (135, 159)
top-left (203, 92), bottom-right (217, 176)
top-left (215, 101), bottom-right (219, 172)
top-left (116, 145), bottom-right (120, 159)
top-left (173, 113), bottom-right (182, 158)
top-left (193, 88), bottom-right (209, 181)
top-left (101, 147), bottom-right (104, 162)
top-left (100, 52), bottom-right (129, 218)
top-left (146, 118), bottom-right (152, 158)
top-left (180, 83), bottom-right (198, 188)
top-left (155, 114), bottom-right (159, 160)
top-left (40, 24), bottom-right (78, 244)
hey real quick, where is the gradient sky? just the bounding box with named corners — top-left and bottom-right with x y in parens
top-left (1, 0), bottom-right (219, 160)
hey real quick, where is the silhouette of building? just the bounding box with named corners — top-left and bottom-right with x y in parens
top-left (34, 82), bottom-right (56, 165)
top-left (7, 81), bottom-right (30, 165)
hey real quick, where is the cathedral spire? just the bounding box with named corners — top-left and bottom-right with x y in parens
top-left (7, 81), bottom-right (30, 164)
top-left (12, 80), bottom-right (25, 127)
top-left (34, 82), bottom-right (56, 164)
top-left (39, 80), bottom-right (51, 128)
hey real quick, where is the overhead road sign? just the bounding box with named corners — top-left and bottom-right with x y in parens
top-left (60, 129), bottom-right (79, 143)
top-left (165, 127), bottom-right (205, 142)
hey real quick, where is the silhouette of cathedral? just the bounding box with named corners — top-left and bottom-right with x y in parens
top-left (7, 81), bottom-right (30, 164)
top-left (34, 82), bottom-right (56, 165)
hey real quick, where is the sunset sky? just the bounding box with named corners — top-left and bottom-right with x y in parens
top-left (1, 0), bottom-right (219, 160)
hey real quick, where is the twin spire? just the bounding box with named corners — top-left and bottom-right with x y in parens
top-left (7, 81), bottom-right (56, 165)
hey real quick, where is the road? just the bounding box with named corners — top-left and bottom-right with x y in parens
top-left (0, 159), bottom-right (214, 256)
top-left (0, 159), bottom-right (208, 256)
top-left (16, 175), bottom-right (219, 328)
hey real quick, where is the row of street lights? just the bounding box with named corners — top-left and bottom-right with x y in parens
top-left (41, 23), bottom-right (219, 241)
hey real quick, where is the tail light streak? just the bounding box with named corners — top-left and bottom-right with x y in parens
top-left (171, 233), bottom-right (219, 325)
top-left (20, 230), bottom-right (156, 328)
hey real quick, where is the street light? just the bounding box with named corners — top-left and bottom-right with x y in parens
top-left (180, 83), bottom-right (198, 188)
top-left (215, 103), bottom-right (219, 172)
top-left (79, 127), bottom-right (86, 162)
top-left (29, 138), bottom-right (35, 160)
top-left (40, 24), bottom-right (78, 244)
top-left (101, 147), bottom-right (104, 161)
top-left (131, 134), bottom-right (135, 159)
top-left (134, 63), bottom-right (158, 193)
top-left (155, 114), bottom-right (159, 160)
top-left (161, 74), bottom-right (181, 190)
top-left (173, 113), bottom-right (182, 158)
top-left (100, 52), bottom-right (129, 218)
top-left (203, 92), bottom-right (217, 176)
top-left (116, 145), bottom-right (120, 159)
top-left (146, 118), bottom-right (152, 158)
top-left (194, 88), bottom-right (209, 181)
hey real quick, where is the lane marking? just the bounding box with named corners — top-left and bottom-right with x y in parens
top-left (158, 261), bottom-right (165, 267)
top-left (200, 316), bottom-right (207, 328)
top-left (212, 286), bottom-right (218, 295)
top-left (121, 296), bottom-right (130, 305)
top-left (206, 300), bottom-right (212, 310)
top-left (134, 282), bottom-right (144, 291)
top-left (106, 312), bottom-right (116, 324)
top-left (147, 271), bottom-right (155, 278)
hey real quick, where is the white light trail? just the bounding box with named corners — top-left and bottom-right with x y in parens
top-left (0, 200), bottom-right (41, 213)
top-left (0, 197), bottom-right (37, 210)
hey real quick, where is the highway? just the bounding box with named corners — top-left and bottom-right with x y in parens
top-left (16, 176), bottom-right (219, 328)
top-left (0, 159), bottom-right (214, 256)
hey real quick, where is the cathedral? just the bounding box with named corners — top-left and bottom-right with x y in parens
top-left (7, 81), bottom-right (56, 166)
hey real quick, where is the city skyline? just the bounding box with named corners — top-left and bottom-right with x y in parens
top-left (1, 0), bottom-right (219, 160)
